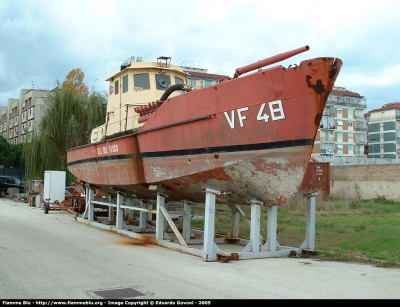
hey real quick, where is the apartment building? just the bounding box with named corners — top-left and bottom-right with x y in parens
top-left (0, 88), bottom-right (51, 145)
top-left (313, 86), bottom-right (368, 158)
top-left (1, 98), bottom-right (19, 144)
top-left (365, 102), bottom-right (400, 159)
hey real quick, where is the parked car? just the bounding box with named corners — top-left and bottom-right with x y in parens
top-left (0, 176), bottom-right (25, 198)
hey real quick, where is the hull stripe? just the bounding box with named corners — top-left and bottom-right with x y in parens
top-left (67, 139), bottom-right (313, 166)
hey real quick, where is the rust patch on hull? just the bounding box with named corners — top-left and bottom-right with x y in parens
top-left (306, 76), bottom-right (326, 94)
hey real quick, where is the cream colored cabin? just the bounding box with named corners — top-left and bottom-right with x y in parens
top-left (90, 57), bottom-right (189, 143)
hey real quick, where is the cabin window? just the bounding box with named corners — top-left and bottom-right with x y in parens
top-left (175, 77), bottom-right (184, 93)
top-left (155, 74), bottom-right (171, 90)
top-left (114, 80), bottom-right (119, 95)
top-left (134, 73), bottom-right (150, 90)
top-left (175, 77), bottom-right (184, 85)
top-left (122, 75), bottom-right (128, 93)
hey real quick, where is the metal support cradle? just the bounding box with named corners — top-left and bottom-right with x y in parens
top-left (76, 186), bottom-right (317, 262)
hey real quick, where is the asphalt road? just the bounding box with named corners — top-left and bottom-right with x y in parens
top-left (1, 198), bottom-right (399, 300)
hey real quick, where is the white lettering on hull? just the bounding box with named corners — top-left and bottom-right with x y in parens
top-left (97, 144), bottom-right (119, 156)
top-left (224, 100), bottom-right (285, 129)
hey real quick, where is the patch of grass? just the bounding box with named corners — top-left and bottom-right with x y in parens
top-left (280, 197), bottom-right (400, 267)
top-left (181, 197), bottom-right (400, 267)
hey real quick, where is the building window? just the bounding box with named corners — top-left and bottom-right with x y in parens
top-left (134, 73), bottom-right (150, 90)
top-left (122, 75), bottom-right (128, 93)
top-left (337, 120), bottom-right (343, 126)
top-left (175, 77), bottom-right (184, 85)
top-left (337, 132), bottom-right (342, 139)
top-left (174, 77), bottom-right (184, 93)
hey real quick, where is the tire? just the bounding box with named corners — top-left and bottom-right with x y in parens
top-left (0, 189), bottom-right (6, 198)
top-left (44, 203), bottom-right (49, 214)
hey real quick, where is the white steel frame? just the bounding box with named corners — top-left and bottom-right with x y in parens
top-left (77, 185), bottom-right (317, 262)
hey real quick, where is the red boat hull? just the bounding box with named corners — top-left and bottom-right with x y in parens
top-left (67, 57), bottom-right (342, 205)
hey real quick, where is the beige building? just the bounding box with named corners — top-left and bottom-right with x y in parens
top-left (0, 88), bottom-right (51, 145)
top-left (313, 86), bottom-right (368, 158)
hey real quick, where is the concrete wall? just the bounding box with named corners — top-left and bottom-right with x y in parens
top-left (330, 164), bottom-right (400, 200)
top-left (316, 155), bottom-right (400, 166)
top-left (317, 156), bottom-right (400, 200)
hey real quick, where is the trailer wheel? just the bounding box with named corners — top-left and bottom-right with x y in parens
top-left (0, 189), bottom-right (6, 198)
top-left (44, 202), bottom-right (49, 214)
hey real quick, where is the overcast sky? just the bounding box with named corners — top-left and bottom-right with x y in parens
top-left (1, 0), bottom-right (399, 111)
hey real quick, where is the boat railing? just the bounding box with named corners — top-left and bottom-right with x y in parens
top-left (90, 104), bottom-right (141, 142)
top-left (91, 100), bottom-right (169, 143)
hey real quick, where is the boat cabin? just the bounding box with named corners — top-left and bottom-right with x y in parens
top-left (90, 57), bottom-right (189, 143)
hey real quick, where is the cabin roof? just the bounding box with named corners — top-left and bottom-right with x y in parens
top-left (105, 61), bottom-right (188, 81)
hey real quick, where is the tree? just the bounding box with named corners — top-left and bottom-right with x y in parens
top-left (9, 144), bottom-right (24, 168)
top-left (0, 136), bottom-right (23, 168)
top-left (61, 68), bottom-right (89, 98)
top-left (0, 136), bottom-right (11, 167)
top-left (22, 87), bottom-right (106, 183)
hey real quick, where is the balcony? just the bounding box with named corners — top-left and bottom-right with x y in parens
top-left (320, 137), bottom-right (335, 143)
top-left (320, 149), bottom-right (334, 156)
top-left (322, 111), bottom-right (334, 117)
top-left (320, 124), bottom-right (335, 130)
top-left (328, 100), bottom-right (367, 109)
top-left (369, 115), bottom-right (400, 123)
top-left (356, 139), bottom-right (367, 144)
top-left (355, 127), bottom-right (367, 132)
